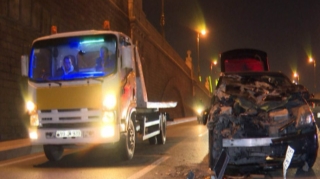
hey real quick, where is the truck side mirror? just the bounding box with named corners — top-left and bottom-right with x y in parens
top-left (21, 55), bottom-right (29, 76)
top-left (121, 46), bottom-right (133, 69)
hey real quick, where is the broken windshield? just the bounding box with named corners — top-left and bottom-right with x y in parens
top-left (29, 34), bottom-right (117, 82)
top-left (220, 49), bottom-right (269, 73)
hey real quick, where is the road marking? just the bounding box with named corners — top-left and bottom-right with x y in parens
top-left (198, 131), bottom-right (207, 137)
top-left (0, 149), bottom-right (79, 167)
top-left (128, 156), bottom-right (170, 179)
top-left (167, 117), bottom-right (197, 126)
top-left (0, 153), bottom-right (45, 167)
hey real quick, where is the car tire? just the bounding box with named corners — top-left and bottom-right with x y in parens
top-left (209, 121), bottom-right (224, 170)
top-left (302, 133), bottom-right (318, 170)
top-left (208, 129), bottom-right (214, 169)
top-left (43, 145), bottom-right (64, 161)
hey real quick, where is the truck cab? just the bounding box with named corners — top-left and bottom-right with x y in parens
top-left (22, 28), bottom-right (175, 161)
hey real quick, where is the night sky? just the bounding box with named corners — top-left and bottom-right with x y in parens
top-left (143, 0), bottom-right (320, 94)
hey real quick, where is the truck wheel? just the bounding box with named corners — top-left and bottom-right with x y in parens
top-left (156, 113), bottom-right (166, 145)
top-left (43, 145), bottom-right (64, 161)
top-left (119, 119), bottom-right (135, 160)
top-left (148, 136), bottom-right (157, 145)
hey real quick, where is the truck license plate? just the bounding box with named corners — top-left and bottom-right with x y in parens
top-left (56, 130), bottom-right (82, 138)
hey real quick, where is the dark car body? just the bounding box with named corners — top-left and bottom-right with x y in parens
top-left (207, 49), bottom-right (318, 175)
top-left (308, 98), bottom-right (320, 128)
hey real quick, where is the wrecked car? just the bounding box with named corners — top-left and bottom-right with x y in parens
top-left (308, 98), bottom-right (320, 128)
top-left (207, 49), bottom-right (318, 175)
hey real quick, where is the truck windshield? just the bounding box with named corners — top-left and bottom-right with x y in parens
top-left (29, 34), bottom-right (117, 82)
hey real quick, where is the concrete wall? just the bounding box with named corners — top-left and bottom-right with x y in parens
top-left (0, 0), bottom-right (211, 141)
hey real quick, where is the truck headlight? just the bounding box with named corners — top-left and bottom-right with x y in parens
top-left (102, 111), bottom-right (115, 124)
top-left (26, 101), bottom-right (37, 114)
top-left (103, 94), bottom-right (117, 110)
top-left (29, 131), bottom-right (38, 139)
top-left (101, 126), bottom-right (114, 138)
top-left (30, 114), bottom-right (39, 126)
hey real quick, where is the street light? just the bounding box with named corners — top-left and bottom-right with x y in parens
top-left (197, 29), bottom-right (206, 82)
top-left (210, 60), bottom-right (218, 77)
top-left (309, 57), bottom-right (316, 89)
top-left (210, 60), bottom-right (218, 93)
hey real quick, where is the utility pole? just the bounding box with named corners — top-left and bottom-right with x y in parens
top-left (160, 0), bottom-right (165, 38)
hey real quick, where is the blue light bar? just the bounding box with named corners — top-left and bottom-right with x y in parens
top-left (80, 39), bottom-right (104, 44)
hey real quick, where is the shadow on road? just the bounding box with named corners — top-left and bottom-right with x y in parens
top-left (33, 136), bottom-right (185, 168)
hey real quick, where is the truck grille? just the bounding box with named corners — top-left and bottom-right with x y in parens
top-left (39, 108), bottom-right (101, 122)
top-left (41, 121), bottom-right (101, 128)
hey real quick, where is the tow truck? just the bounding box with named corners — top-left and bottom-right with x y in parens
top-left (21, 22), bottom-right (177, 161)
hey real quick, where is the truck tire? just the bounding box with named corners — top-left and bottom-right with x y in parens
top-left (148, 136), bottom-right (157, 145)
top-left (119, 119), bottom-right (135, 160)
top-left (43, 145), bottom-right (64, 161)
top-left (156, 113), bottom-right (166, 145)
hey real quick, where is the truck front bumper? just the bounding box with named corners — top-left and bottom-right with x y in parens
top-left (29, 124), bottom-right (120, 145)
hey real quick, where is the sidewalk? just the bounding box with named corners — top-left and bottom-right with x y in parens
top-left (0, 117), bottom-right (197, 162)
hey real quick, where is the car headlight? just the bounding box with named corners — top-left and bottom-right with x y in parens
top-left (103, 94), bottom-right (117, 110)
top-left (299, 113), bottom-right (314, 126)
top-left (196, 108), bottom-right (203, 115)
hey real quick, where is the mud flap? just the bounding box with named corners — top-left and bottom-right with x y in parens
top-left (213, 150), bottom-right (230, 179)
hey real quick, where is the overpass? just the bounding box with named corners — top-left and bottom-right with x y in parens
top-left (0, 0), bottom-right (211, 141)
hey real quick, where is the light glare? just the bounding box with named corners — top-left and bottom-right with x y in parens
top-left (26, 101), bottom-right (35, 112)
top-left (103, 94), bottom-right (117, 109)
top-left (101, 126), bottom-right (114, 138)
top-left (29, 131), bottom-right (38, 139)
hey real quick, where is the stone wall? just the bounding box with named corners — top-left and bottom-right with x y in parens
top-left (0, 0), bottom-right (210, 141)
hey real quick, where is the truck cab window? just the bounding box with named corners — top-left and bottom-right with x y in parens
top-left (29, 34), bottom-right (118, 81)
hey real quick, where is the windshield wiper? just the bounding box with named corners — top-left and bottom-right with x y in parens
top-left (87, 77), bottom-right (104, 83)
top-left (42, 79), bottom-right (62, 86)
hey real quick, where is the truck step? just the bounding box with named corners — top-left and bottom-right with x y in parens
top-left (143, 130), bottom-right (160, 140)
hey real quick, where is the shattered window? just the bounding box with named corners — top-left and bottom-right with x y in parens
top-left (224, 58), bottom-right (264, 72)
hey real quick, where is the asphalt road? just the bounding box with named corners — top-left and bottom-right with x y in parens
top-left (0, 120), bottom-right (320, 179)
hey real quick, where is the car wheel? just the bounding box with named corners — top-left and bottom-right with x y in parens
top-left (43, 145), bottom-right (64, 161)
top-left (209, 121), bottom-right (224, 170)
top-left (303, 133), bottom-right (318, 170)
top-left (208, 129), bottom-right (214, 169)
